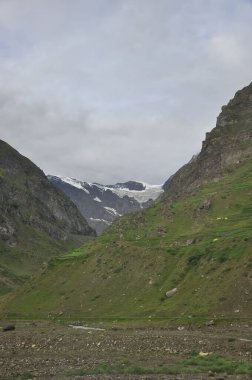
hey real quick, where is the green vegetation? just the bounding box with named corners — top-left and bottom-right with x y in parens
top-left (61, 354), bottom-right (252, 376)
top-left (0, 221), bottom-right (87, 296)
top-left (2, 157), bottom-right (252, 321)
top-left (11, 372), bottom-right (34, 380)
top-left (11, 354), bottom-right (252, 378)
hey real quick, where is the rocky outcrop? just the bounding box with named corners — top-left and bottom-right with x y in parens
top-left (0, 140), bottom-right (95, 293)
top-left (0, 140), bottom-right (95, 244)
top-left (163, 82), bottom-right (252, 198)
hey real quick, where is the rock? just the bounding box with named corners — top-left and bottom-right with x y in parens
top-left (3, 324), bottom-right (15, 332)
top-left (199, 351), bottom-right (212, 357)
top-left (163, 82), bottom-right (252, 200)
top-left (165, 288), bottom-right (178, 298)
top-left (0, 139), bottom-right (96, 294)
top-left (198, 199), bottom-right (212, 211)
top-left (205, 320), bottom-right (215, 326)
top-left (185, 238), bottom-right (196, 245)
top-left (208, 370), bottom-right (215, 377)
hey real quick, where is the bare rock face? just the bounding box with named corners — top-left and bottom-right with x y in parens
top-left (0, 140), bottom-right (95, 242)
top-left (0, 140), bottom-right (95, 293)
top-left (163, 82), bottom-right (252, 198)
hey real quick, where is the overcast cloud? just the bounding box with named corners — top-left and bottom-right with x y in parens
top-left (0, 0), bottom-right (252, 184)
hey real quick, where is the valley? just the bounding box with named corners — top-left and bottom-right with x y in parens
top-left (3, 156), bottom-right (251, 320)
top-left (1, 1), bottom-right (252, 378)
top-left (0, 82), bottom-right (252, 379)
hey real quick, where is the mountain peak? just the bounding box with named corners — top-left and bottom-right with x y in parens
top-left (48, 176), bottom-right (164, 234)
top-left (163, 82), bottom-right (252, 195)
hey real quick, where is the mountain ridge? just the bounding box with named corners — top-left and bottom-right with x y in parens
top-left (163, 82), bottom-right (252, 198)
top-left (48, 176), bottom-right (163, 234)
top-left (0, 140), bottom-right (95, 295)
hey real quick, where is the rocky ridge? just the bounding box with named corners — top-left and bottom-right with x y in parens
top-left (163, 82), bottom-right (252, 197)
top-left (48, 176), bottom-right (163, 234)
top-left (0, 140), bottom-right (95, 294)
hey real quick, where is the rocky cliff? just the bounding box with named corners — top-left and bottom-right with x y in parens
top-left (0, 140), bottom-right (95, 294)
top-left (163, 82), bottom-right (252, 197)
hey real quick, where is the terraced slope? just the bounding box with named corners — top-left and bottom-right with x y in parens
top-left (2, 83), bottom-right (252, 321)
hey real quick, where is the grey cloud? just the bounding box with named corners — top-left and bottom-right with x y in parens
top-left (0, 0), bottom-right (252, 184)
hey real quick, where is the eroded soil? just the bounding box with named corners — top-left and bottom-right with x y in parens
top-left (0, 320), bottom-right (251, 379)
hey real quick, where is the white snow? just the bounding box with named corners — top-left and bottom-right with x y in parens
top-left (53, 176), bottom-right (163, 204)
top-left (69, 325), bottom-right (105, 331)
top-left (59, 176), bottom-right (83, 189)
top-left (57, 176), bottom-right (90, 194)
top-left (82, 187), bottom-right (90, 194)
top-left (104, 206), bottom-right (120, 216)
top-left (109, 183), bottom-right (163, 204)
top-left (93, 197), bottom-right (102, 202)
top-left (90, 182), bottom-right (163, 204)
top-left (89, 218), bottom-right (111, 225)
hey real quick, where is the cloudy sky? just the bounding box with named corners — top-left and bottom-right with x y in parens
top-left (0, 0), bottom-right (252, 184)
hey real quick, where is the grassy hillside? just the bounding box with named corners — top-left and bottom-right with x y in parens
top-left (2, 157), bottom-right (251, 321)
top-left (0, 224), bottom-right (92, 296)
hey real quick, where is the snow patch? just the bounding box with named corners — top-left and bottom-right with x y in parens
top-left (50, 176), bottom-right (163, 204)
top-left (94, 197), bottom-right (102, 202)
top-left (104, 206), bottom-right (121, 216)
top-left (57, 176), bottom-right (90, 194)
top-left (109, 183), bottom-right (163, 204)
top-left (82, 187), bottom-right (90, 194)
top-left (69, 325), bottom-right (105, 331)
top-left (89, 218), bottom-right (111, 225)
top-left (89, 182), bottom-right (163, 204)
top-left (59, 176), bottom-right (83, 189)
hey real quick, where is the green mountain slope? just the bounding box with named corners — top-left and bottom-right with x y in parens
top-left (2, 84), bottom-right (252, 321)
top-left (0, 140), bottom-right (95, 295)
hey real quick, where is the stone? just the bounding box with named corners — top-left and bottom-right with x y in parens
top-left (165, 288), bottom-right (178, 298)
top-left (3, 325), bottom-right (15, 332)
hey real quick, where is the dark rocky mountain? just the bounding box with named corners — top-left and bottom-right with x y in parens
top-left (107, 181), bottom-right (146, 191)
top-left (0, 140), bottom-right (95, 294)
top-left (163, 82), bottom-right (252, 198)
top-left (48, 176), bottom-right (163, 234)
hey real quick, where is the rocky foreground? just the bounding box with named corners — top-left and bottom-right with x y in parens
top-left (0, 320), bottom-right (251, 379)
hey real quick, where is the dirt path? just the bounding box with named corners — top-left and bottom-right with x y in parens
top-left (0, 320), bottom-right (251, 379)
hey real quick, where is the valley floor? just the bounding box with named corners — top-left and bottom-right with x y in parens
top-left (0, 320), bottom-right (251, 379)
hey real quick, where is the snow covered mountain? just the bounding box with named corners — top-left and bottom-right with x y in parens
top-left (48, 176), bottom-right (163, 234)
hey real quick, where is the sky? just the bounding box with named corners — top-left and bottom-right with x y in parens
top-left (0, 0), bottom-right (252, 184)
